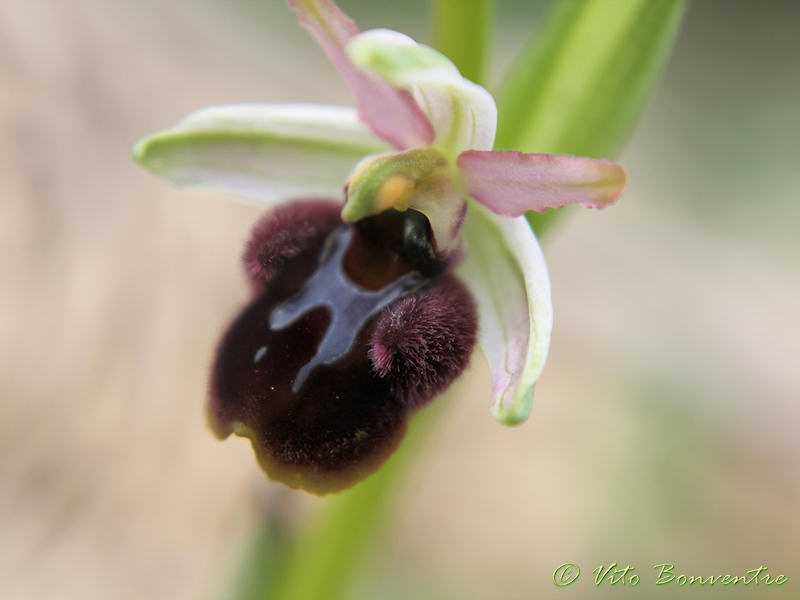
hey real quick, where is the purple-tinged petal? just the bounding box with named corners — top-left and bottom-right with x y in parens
top-left (457, 150), bottom-right (627, 217)
top-left (288, 0), bottom-right (433, 150)
top-left (457, 201), bottom-right (552, 425)
top-left (346, 30), bottom-right (497, 154)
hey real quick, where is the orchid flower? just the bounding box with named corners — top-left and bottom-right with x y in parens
top-left (133, 0), bottom-right (626, 494)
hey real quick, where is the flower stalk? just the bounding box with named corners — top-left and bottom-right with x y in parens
top-left (432, 0), bottom-right (494, 85)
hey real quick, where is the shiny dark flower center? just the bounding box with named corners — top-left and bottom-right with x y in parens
top-left (209, 200), bottom-right (476, 494)
top-left (270, 226), bottom-right (429, 393)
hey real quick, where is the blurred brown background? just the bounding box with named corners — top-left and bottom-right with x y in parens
top-left (1, 0), bottom-right (798, 598)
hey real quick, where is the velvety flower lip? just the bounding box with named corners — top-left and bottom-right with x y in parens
top-left (133, 0), bottom-right (627, 492)
top-left (209, 201), bottom-right (475, 494)
top-left (267, 225), bottom-right (428, 393)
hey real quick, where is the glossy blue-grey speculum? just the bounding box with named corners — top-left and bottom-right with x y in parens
top-left (270, 226), bottom-right (429, 393)
top-left (209, 199), bottom-right (477, 494)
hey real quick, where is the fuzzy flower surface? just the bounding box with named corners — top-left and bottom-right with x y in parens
top-left (134, 0), bottom-right (626, 494)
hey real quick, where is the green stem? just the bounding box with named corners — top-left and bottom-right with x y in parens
top-left (432, 0), bottom-right (494, 84)
top-left (263, 401), bottom-right (446, 600)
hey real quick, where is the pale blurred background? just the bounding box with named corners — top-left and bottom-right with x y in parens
top-left (1, 0), bottom-right (798, 598)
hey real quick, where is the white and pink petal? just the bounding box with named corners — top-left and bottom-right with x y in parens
top-left (133, 103), bottom-right (391, 203)
top-left (458, 150), bottom-right (626, 217)
top-left (346, 29), bottom-right (497, 155)
top-left (289, 0), bottom-right (433, 150)
top-left (457, 201), bottom-right (553, 425)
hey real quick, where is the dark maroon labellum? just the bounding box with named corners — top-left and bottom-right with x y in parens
top-left (269, 226), bottom-right (429, 393)
top-left (209, 200), bottom-right (477, 494)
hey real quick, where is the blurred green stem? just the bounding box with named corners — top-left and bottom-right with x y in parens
top-left (432, 0), bottom-right (494, 84)
top-left (262, 400), bottom-right (447, 600)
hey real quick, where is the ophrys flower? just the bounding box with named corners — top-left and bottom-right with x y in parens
top-left (134, 0), bottom-right (626, 494)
